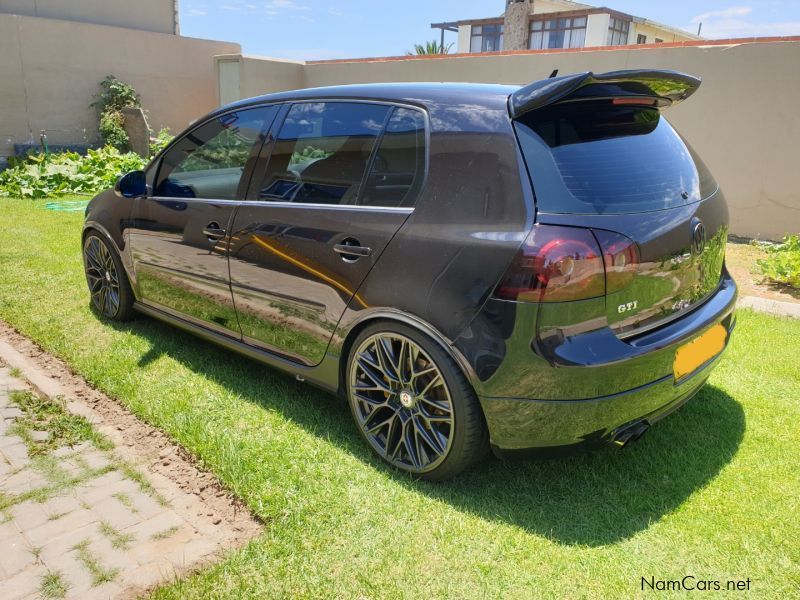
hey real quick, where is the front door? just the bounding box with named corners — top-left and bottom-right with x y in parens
top-left (129, 105), bottom-right (278, 336)
top-left (228, 102), bottom-right (427, 364)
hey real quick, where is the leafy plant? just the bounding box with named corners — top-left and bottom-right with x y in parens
top-left (91, 75), bottom-right (142, 152)
top-left (756, 234), bottom-right (800, 289)
top-left (290, 145), bottom-right (333, 166)
top-left (99, 111), bottom-right (129, 152)
top-left (176, 128), bottom-right (252, 172)
top-left (149, 127), bottom-right (173, 156)
top-left (0, 147), bottom-right (146, 198)
top-left (408, 40), bottom-right (453, 55)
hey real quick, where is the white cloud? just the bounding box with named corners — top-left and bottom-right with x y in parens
top-left (689, 5), bottom-right (800, 38)
top-left (691, 6), bottom-right (752, 23)
top-left (187, 8), bottom-right (207, 16)
top-left (266, 0), bottom-right (309, 11)
top-left (220, 4), bottom-right (241, 11)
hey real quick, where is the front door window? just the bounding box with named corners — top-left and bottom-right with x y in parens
top-left (155, 107), bottom-right (276, 200)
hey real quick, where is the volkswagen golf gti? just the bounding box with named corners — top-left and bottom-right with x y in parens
top-left (83, 69), bottom-right (737, 480)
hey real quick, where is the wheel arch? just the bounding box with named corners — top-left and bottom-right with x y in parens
top-left (82, 222), bottom-right (137, 299)
top-left (335, 311), bottom-right (479, 399)
top-left (83, 221), bottom-right (120, 253)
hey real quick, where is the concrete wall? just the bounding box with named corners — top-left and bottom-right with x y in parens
top-left (229, 40), bottom-right (799, 239)
top-left (0, 0), bottom-right (177, 35)
top-left (239, 56), bottom-right (305, 99)
top-left (584, 13), bottom-right (610, 47)
top-left (457, 25), bottom-right (471, 53)
top-left (531, 0), bottom-right (587, 15)
top-left (633, 22), bottom-right (689, 44)
top-left (0, 13), bottom-right (239, 156)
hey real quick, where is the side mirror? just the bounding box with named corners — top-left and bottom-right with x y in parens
top-left (114, 170), bottom-right (148, 198)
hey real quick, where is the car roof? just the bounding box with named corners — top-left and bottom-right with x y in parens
top-left (215, 82), bottom-right (520, 116)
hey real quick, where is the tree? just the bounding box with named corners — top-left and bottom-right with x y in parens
top-left (408, 40), bottom-right (453, 55)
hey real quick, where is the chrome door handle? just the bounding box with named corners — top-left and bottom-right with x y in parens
top-left (334, 244), bottom-right (372, 258)
top-left (203, 222), bottom-right (226, 240)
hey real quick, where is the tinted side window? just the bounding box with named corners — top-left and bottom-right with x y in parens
top-left (360, 107), bottom-right (426, 208)
top-left (155, 106), bottom-right (276, 200)
top-left (257, 102), bottom-right (390, 205)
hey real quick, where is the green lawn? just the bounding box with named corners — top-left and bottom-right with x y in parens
top-left (1, 197), bottom-right (798, 598)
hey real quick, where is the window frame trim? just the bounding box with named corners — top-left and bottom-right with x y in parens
top-left (246, 98), bottom-right (430, 211)
top-left (607, 16), bottom-right (632, 46)
top-left (470, 23), bottom-right (504, 53)
top-left (528, 15), bottom-right (588, 50)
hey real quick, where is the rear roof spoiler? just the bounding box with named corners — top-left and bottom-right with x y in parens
top-left (509, 69), bottom-right (701, 119)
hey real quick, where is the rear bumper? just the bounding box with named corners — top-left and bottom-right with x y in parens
top-left (472, 272), bottom-right (737, 453)
top-left (481, 356), bottom-right (717, 455)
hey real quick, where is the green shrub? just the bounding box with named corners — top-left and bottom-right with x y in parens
top-left (149, 127), bottom-right (173, 156)
top-left (756, 234), bottom-right (800, 289)
top-left (0, 147), bottom-right (146, 198)
top-left (91, 75), bottom-right (142, 152)
top-left (99, 111), bottom-right (129, 152)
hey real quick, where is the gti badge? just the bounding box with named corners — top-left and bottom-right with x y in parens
top-left (691, 218), bottom-right (706, 255)
top-left (618, 301), bottom-right (639, 314)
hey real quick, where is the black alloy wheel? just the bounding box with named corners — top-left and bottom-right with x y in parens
top-left (83, 233), bottom-right (135, 321)
top-left (347, 324), bottom-right (487, 480)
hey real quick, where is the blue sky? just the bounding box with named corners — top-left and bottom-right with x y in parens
top-left (180, 0), bottom-right (800, 61)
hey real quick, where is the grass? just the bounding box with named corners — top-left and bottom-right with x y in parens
top-left (40, 570), bottom-right (69, 599)
top-left (72, 539), bottom-right (119, 586)
top-left (151, 525), bottom-right (181, 541)
top-left (0, 463), bottom-right (115, 511)
top-left (0, 197), bottom-right (798, 597)
top-left (99, 521), bottom-right (135, 550)
top-left (112, 492), bottom-right (138, 514)
top-left (8, 389), bottom-right (111, 456)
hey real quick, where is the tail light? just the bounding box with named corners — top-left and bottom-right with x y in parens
top-left (594, 229), bottom-right (639, 293)
top-left (493, 225), bottom-right (605, 303)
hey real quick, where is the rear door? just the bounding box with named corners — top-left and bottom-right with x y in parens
top-left (228, 102), bottom-right (426, 364)
top-left (129, 105), bottom-right (278, 336)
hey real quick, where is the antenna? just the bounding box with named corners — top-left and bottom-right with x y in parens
top-left (697, 22), bottom-right (703, 36)
top-left (549, 69), bottom-right (559, 78)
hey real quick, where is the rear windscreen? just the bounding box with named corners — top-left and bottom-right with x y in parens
top-left (514, 104), bottom-right (717, 214)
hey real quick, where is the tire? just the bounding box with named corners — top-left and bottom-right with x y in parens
top-left (82, 231), bottom-right (136, 322)
top-left (346, 321), bottom-right (488, 481)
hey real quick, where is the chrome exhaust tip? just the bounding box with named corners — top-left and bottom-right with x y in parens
top-left (611, 420), bottom-right (650, 448)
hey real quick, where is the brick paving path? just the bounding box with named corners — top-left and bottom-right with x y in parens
top-left (0, 367), bottom-right (223, 599)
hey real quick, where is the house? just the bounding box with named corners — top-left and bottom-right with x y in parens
top-left (436, 0), bottom-right (700, 54)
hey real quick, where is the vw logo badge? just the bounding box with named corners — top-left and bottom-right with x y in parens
top-left (691, 219), bottom-right (706, 255)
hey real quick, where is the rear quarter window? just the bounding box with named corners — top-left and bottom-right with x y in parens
top-left (514, 104), bottom-right (717, 214)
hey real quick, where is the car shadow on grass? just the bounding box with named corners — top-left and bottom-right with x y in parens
top-left (106, 313), bottom-right (745, 548)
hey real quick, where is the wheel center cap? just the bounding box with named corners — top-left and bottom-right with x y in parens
top-left (399, 391), bottom-right (414, 408)
top-left (105, 271), bottom-right (111, 282)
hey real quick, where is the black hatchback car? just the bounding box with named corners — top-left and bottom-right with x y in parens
top-left (83, 69), bottom-right (737, 480)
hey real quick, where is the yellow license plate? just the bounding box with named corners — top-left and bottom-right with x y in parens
top-left (673, 324), bottom-right (727, 380)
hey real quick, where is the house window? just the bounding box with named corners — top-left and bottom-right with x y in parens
top-left (530, 17), bottom-right (587, 49)
top-left (607, 17), bottom-right (630, 46)
top-left (470, 24), bottom-right (504, 52)
top-left (637, 34), bottom-right (647, 44)
top-left (655, 38), bottom-right (664, 43)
